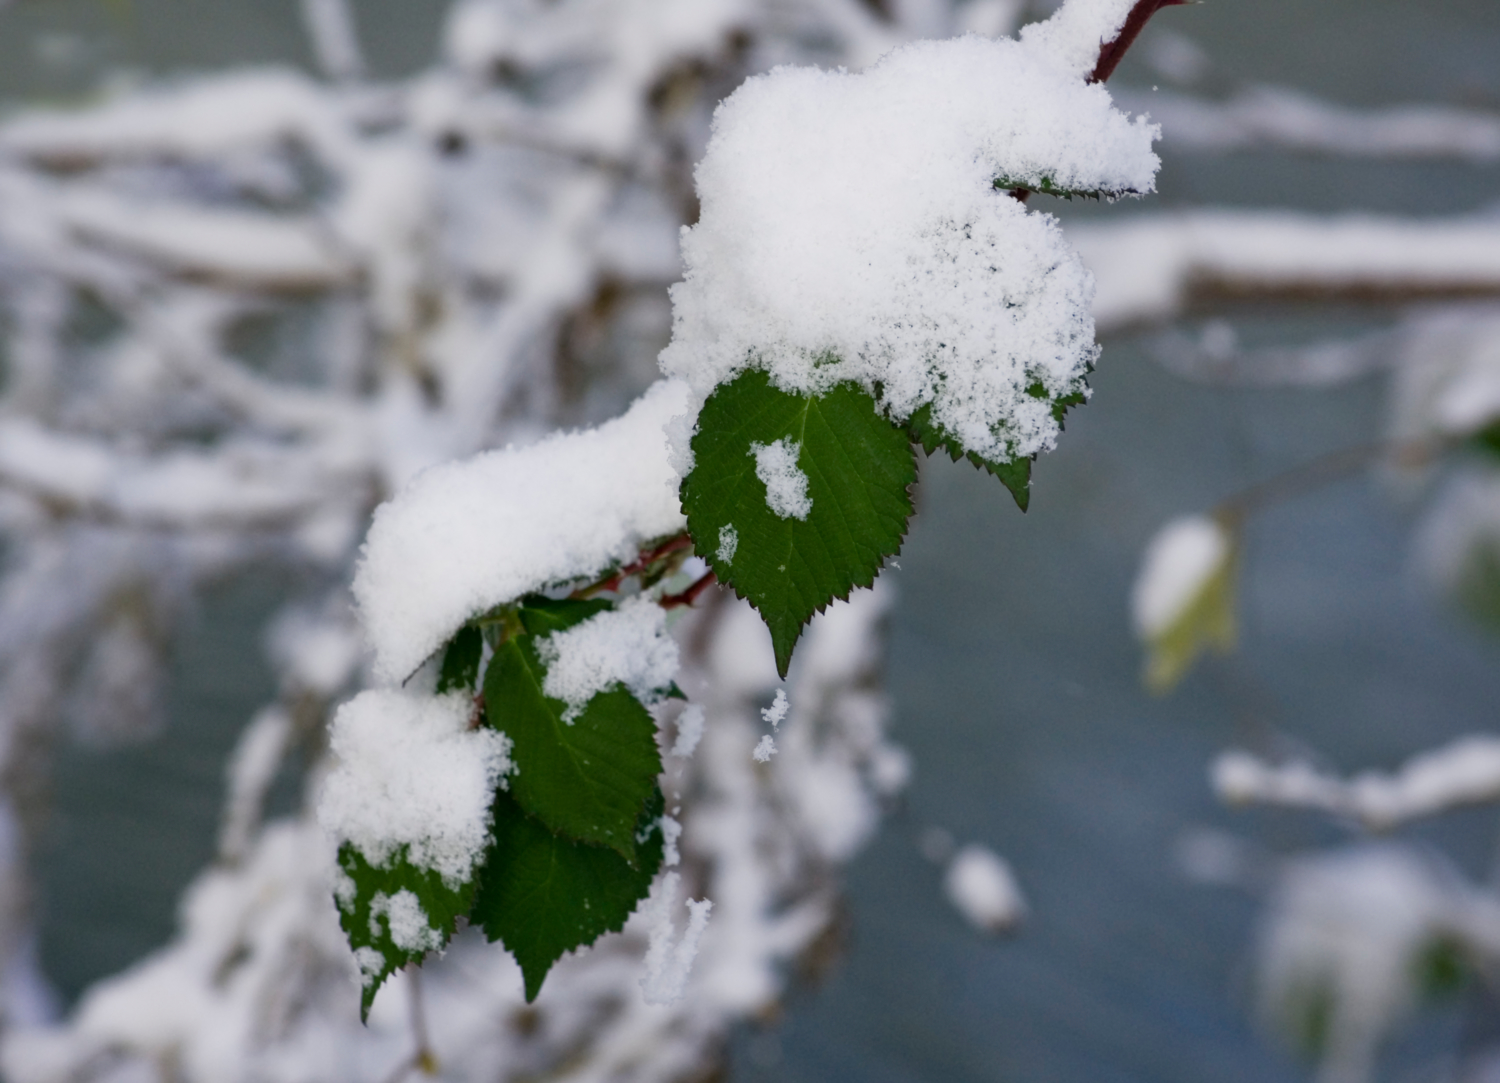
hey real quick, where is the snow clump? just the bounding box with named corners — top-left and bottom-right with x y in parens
top-left (354, 379), bottom-right (691, 683)
top-left (944, 843), bottom-right (1027, 932)
top-left (318, 689), bottom-right (513, 887)
top-left (750, 438), bottom-right (812, 519)
top-left (660, 18), bottom-right (1159, 465)
top-left (537, 596), bottom-right (680, 722)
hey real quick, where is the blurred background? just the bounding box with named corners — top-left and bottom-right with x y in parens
top-left (1, 0), bottom-right (1500, 1081)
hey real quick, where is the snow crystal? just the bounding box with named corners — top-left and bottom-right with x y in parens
top-left (1019, 0), bottom-right (1138, 77)
top-left (371, 890), bottom-right (442, 955)
top-left (750, 439), bottom-right (812, 520)
top-left (660, 23), bottom-right (1158, 465)
top-left (318, 690), bottom-right (513, 887)
top-left (537, 597), bottom-right (680, 722)
top-left (353, 947), bottom-right (385, 989)
top-left (639, 872), bottom-right (713, 1006)
top-left (332, 867), bottom-right (357, 911)
top-left (761, 690), bottom-right (789, 729)
top-left (716, 524), bottom-right (738, 564)
top-left (354, 379), bottom-right (692, 683)
top-left (944, 844), bottom-right (1027, 932)
top-left (672, 704), bottom-right (705, 759)
top-left (660, 814), bottom-right (684, 867)
top-left (752, 735), bottom-right (777, 762)
top-left (1131, 515), bottom-right (1231, 638)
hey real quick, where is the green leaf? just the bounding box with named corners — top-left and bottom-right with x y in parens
top-left (334, 844), bottom-right (477, 1021)
top-left (482, 634), bottom-right (662, 861)
top-left (473, 787), bottom-right (664, 1002)
top-left (437, 624), bottom-right (483, 694)
top-left (906, 403), bottom-right (1033, 512)
top-left (683, 370), bottom-right (915, 677)
top-left (516, 594), bottom-right (613, 635)
top-left (992, 174), bottom-right (1146, 201)
top-left (1142, 541), bottom-right (1238, 694)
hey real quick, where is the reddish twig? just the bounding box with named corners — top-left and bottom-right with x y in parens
top-left (1090, 0), bottom-right (1193, 84)
top-left (572, 532), bottom-right (692, 598)
top-left (660, 570), bottom-right (717, 609)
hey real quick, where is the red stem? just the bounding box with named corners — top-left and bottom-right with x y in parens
top-left (1090, 0), bottom-right (1192, 84)
top-left (660, 570), bottom-right (717, 609)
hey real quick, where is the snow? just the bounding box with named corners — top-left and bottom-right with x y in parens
top-left (1214, 736), bottom-right (1500, 830)
top-left (1073, 212), bottom-right (1500, 331)
top-left (750, 439), bottom-right (812, 520)
top-left (1256, 846), bottom-right (1455, 1083)
top-left (353, 379), bottom-right (692, 683)
top-left (536, 596), bottom-right (680, 722)
top-left (0, 69), bottom-right (358, 169)
top-left (671, 704), bottom-right (705, 759)
top-left (1018, 0), bottom-right (1136, 77)
top-left (760, 690), bottom-right (789, 729)
top-left (318, 690), bottom-right (513, 887)
top-left (944, 844), bottom-right (1027, 932)
top-left (1131, 515), bottom-right (1230, 638)
top-left (716, 525), bottom-right (739, 564)
top-left (370, 891), bottom-right (442, 956)
top-left (660, 814), bottom-right (684, 867)
top-left (639, 872), bottom-right (713, 1006)
top-left (660, 20), bottom-right (1158, 465)
top-left (752, 735), bottom-right (777, 762)
top-left (1126, 85), bottom-right (1500, 161)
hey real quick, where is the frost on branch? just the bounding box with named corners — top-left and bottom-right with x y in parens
top-left (353, 379), bottom-right (691, 682)
top-left (1214, 736), bottom-right (1500, 831)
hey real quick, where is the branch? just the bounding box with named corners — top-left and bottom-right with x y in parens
top-left (1090, 0), bottom-right (1193, 85)
top-left (1214, 434), bottom-right (1447, 523)
top-left (661, 570), bottom-right (717, 609)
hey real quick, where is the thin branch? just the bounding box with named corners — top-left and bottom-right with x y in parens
top-left (661, 570), bottom-right (717, 609)
top-left (1090, 0), bottom-right (1193, 85)
top-left (1214, 435), bottom-right (1448, 523)
top-left (571, 532), bottom-right (693, 599)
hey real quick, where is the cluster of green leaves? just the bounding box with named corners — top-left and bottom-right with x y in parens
top-left (340, 369), bottom-right (1079, 1014)
top-left (337, 591), bottom-right (679, 1018)
top-left (681, 368), bottom-right (1078, 676)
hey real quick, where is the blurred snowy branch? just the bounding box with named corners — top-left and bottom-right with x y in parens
top-left (1215, 737), bottom-right (1500, 831)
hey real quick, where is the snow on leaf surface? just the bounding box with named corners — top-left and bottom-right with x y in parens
top-left (660, 27), bottom-right (1158, 466)
top-left (318, 689), bottom-right (513, 886)
top-left (354, 379), bottom-right (691, 683)
top-left (482, 598), bottom-right (664, 862)
top-left (335, 843), bottom-right (477, 1021)
top-left (536, 596), bottom-right (680, 722)
top-left (682, 371), bottom-right (915, 677)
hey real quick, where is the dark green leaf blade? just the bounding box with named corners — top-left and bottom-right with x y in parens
top-left (683, 370), bottom-right (915, 677)
top-left (516, 594), bottom-right (613, 635)
top-left (335, 844), bottom-right (477, 1021)
top-left (906, 403), bottom-right (1034, 512)
top-left (992, 174), bottom-right (1147, 201)
top-left (483, 637), bottom-right (662, 861)
top-left (474, 788), bottom-right (664, 1002)
top-left (437, 624), bottom-right (483, 694)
